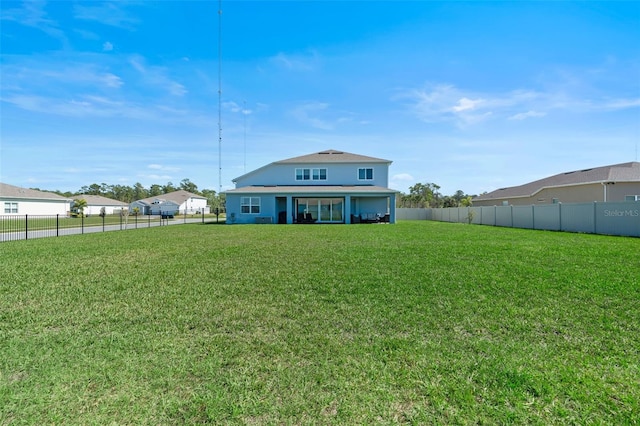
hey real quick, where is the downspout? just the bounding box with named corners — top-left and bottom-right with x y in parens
top-left (601, 182), bottom-right (606, 202)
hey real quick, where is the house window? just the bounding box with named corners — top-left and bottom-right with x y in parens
top-left (4, 202), bottom-right (18, 214)
top-left (358, 168), bottom-right (373, 180)
top-left (241, 197), bottom-right (260, 214)
top-left (625, 195), bottom-right (640, 201)
top-left (312, 168), bottom-right (327, 180)
top-left (296, 168), bottom-right (327, 181)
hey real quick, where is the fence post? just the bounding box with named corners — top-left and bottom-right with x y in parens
top-left (25, 214), bottom-right (28, 240)
top-left (102, 215), bottom-right (105, 232)
top-left (57, 214), bottom-right (59, 237)
top-left (531, 205), bottom-right (535, 230)
top-left (558, 202), bottom-right (562, 232)
top-left (82, 214), bottom-right (84, 234)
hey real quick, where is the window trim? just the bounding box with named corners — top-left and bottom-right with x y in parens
top-left (240, 197), bottom-right (260, 214)
top-left (295, 168), bottom-right (327, 181)
top-left (4, 202), bottom-right (18, 214)
top-left (358, 167), bottom-right (374, 181)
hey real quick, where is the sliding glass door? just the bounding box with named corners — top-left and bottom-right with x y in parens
top-left (296, 198), bottom-right (344, 223)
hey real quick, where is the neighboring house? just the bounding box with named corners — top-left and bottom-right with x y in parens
top-left (72, 195), bottom-right (128, 216)
top-left (1, 182), bottom-right (72, 215)
top-left (473, 162), bottom-right (640, 206)
top-left (224, 149), bottom-right (398, 224)
top-left (130, 190), bottom-right (209, 216)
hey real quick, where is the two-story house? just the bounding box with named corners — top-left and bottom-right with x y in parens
top-left (224, 149), bottom-right (397, 224)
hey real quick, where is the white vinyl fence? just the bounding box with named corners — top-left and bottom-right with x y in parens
top-left (397, 202), bottom-right (640, 237)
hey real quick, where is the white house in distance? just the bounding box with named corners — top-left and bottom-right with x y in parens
top-left (130, 190), bottom-right (209, 216)
top-left (224, 149), bottom-right (398, 224)
top-left (1, 183), bottom-right (72, 215)
top-left (72, 195), bottom-right (128, 216)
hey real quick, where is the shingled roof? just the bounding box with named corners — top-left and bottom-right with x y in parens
top-left (474, 162), bottom-right (640, 201)
top-left (0, 183), bottom-right (71, 201)
top-left (134, 190), bottom-right (206, 205)
top-left (275, 149), bottom-right (391, 164)
top-left (75, 195), bottom-right (128, 206)
top-left (233, 149), bottom-right (391, 183)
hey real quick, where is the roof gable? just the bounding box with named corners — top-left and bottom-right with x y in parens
top-left (233, 149), bottom-right (391, 183)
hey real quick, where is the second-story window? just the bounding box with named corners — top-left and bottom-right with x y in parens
top-left (296, 168), bottom-right (327, 181)
top-left (358, 167), bottom-right (374, 180)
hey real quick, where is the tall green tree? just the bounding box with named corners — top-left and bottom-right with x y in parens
top-left (133, 183), bottom-right (147, 201)
top-left (408, 182), bottom-right (442, 207)
top-left (111, 185), bottom-right (134, 203)
top-left (179, 178), bottom-right (199, 194)
top-left (149, 184), bottom-right (163, 197)
top-left (162, 182), bottom-right (176, 194)
top-left (85, 183), bottom-right (102, 195)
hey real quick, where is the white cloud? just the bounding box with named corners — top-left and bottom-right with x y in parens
top-left (103, 73), bottom-right (123, 88)
top-left (129, 55), bottom-right (187, 97)
top-left (602, 98), bottom-right (640, 110)
top-left (222, 101), bottom-right (254, 115)
top-left (395, 84), bottom-right (552, 126)
top-left (509, 110), bottom-right (546, 120)
top-left (290, 102), bottom-right (333, 130)
top-left (392, 173), bottom-right (414, 182)
top-left (147, 164), bottom-right (180, 172)
top-left (270, 51), bottom-right (319, 71)
top-left (1, 1), bottom-right (67, 44)
top-left (144, 174), bottom-right (173, 181)
top-left (452, 97), bottom-right (483, 112)
top-left (398, 84), bottom-right (494, 126)
top-left (103, 41), bottom-right (114, 52)
top-left (168, 82), bottom-right (187, 97)
top-left (73, 3), bottom-right (139, 30)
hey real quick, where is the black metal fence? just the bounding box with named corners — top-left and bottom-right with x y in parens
top-left (0, 211), bottom-right (217, 243)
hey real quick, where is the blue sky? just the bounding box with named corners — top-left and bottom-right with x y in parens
top-left (1, 1), bottom-right (639, 195)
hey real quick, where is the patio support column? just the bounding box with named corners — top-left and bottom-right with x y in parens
top-left (286, 195), bottom-right (293, 224)
top-left (389, 193), bottom-right (396, 224)
top-left (345, 195), bottom-right (352, 224)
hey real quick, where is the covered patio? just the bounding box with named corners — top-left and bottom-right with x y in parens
top-left (228, 185), bottom-right (397, 224)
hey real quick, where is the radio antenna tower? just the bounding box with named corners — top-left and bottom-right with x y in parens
top-left (243, 100), bottom-right (247, 173)
top-left (217, 0), bottom-right (223, 195)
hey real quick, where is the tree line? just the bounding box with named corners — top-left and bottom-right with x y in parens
top-left (40, 179), bottom-right (474, 210)
top-left (396, 183), bottom-right (475, 208)
top-left (39, 179), bottom-right (225, 210)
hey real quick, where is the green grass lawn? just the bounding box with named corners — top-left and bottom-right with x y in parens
top-left (1, 221), bottom-right (638, 424)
